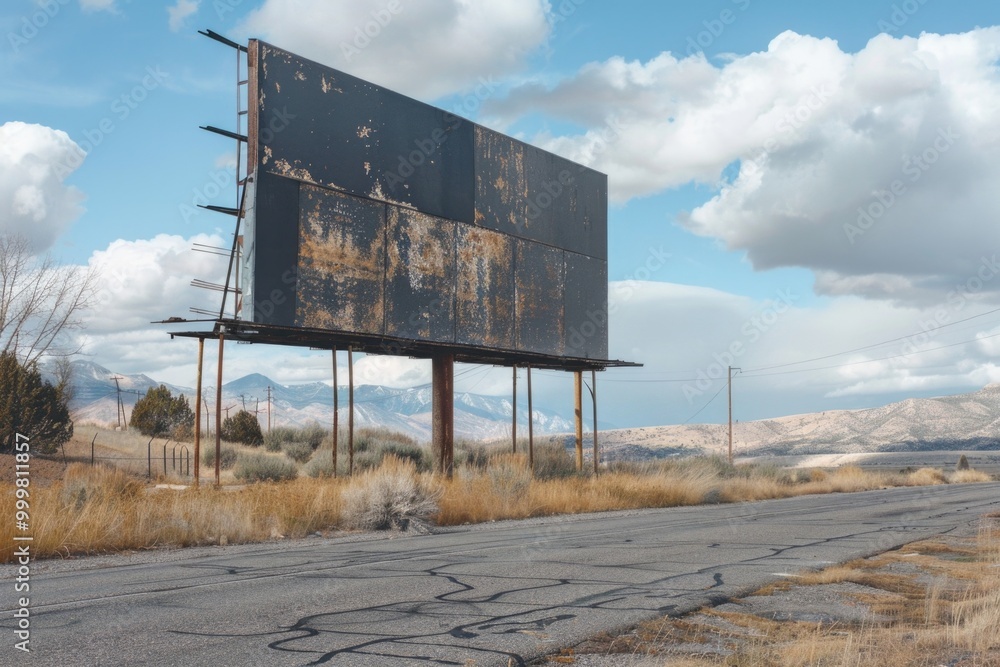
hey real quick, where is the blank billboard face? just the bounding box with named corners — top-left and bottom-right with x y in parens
top-left (242, 40), bottom-right (609, 362)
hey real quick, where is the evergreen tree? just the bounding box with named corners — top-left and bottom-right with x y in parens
top-left (0, 352), bottom-right (72, 455)
top-left (130, 385), bottom-right (194, 438)
top-left (221, 410), bottom-right (263, 446)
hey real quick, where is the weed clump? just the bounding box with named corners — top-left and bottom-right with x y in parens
top-left (341, 456), bottom-right (441, 531)
top-left (233, 452), bottom-right (298, 483)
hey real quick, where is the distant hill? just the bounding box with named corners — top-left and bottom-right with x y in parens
top-left (597, 385), bottom-right (1000, 460)
top-left (53, 360), bottom-right (582, 442)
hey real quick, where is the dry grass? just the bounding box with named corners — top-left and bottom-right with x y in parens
top-left (570, 519), bottom-right (1000, 666)
top-left (4, 428), bottom-right (996, 564)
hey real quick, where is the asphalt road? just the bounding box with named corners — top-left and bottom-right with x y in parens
top-left (2, 483), bottom-right (999, 666)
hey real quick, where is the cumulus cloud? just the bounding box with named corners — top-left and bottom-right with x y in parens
top-left (236, 0), bottom-right (550, 100)
top-left (0, 122), bottom-right (86, 253)
top-left (167, 0), bottom-right (199, 32)
top-left (486, 28), bottom-right (1000, 307)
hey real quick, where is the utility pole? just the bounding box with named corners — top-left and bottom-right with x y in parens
top-left (728, 366), bottom-right (741, 465)
top-left (111, 376), bottom-right (126, 429)
top-left (266, 385), bottom-right (272, 434)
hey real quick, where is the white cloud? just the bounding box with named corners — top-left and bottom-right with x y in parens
top-left (0, 122), bottom-right (86, 253)
top-left (167, 0), bottom-right (200, 32)
top-left (486, 28), bottom-right (1000, 306)
top-left (236, 0), bottom-right (550, 100)
top-left (79, 0), bottom-right (116, 12)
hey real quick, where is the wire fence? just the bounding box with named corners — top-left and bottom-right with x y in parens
top-left (86, 433), bottom-right (192, 480)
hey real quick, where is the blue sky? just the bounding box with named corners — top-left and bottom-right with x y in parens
top-left (4, 0), bottom-right (1000, 433)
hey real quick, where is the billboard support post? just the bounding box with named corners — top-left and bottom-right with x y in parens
top-left (215, 332), bottom-right (224, 486)
top-left (348, 346), bottom-right (354, 475)
top-left (512, 366), bottom-right (517, 454)
top-left (433, 354), bottom-right (455, 479)
top-left (527, 365), bottom-right (534, 471)
top-left (194, 337), bottom-right (204, 487)
top-left (332, 348), bottom-right (338, 479)
top-left (574, 371), bottom-right (584, 471)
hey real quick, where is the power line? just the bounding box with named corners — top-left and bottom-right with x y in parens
top-left (741, 330), bottom-right (1000, 379)
top-left (742, 306), bottom-right (1000, 374)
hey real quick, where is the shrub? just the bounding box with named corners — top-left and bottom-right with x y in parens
top-left (130, 385), bottom-right (194, 439)
top-left (0, 352), bottom-right (72, 455)
top-left (282, 439), bottom-right (315, 463)
top-left (201, 445), bottom-right (239, 470)
top-left (531, 442), bottom-right (577, 479)
top-left (263, 426), bottom-right (298, 452)
top-left (951, 469), bottom-right (992, 484)
top-left (907, 467), bottom-right (949, 486)
top-left (486, 453), bottom-right (532, 500)
top-left (376, 441), bottom-right (430, 471)
top-left (456, 441), bottom-right (490, 469)
top-left (341, 455), bottom-right (441, 531)
top-left (60, 464), bottom-right (143, 509)
top-left (233, 452), bottom-right (298, 483)
top-left (220, 410), bottom-right (263, 446)
top-left (304, 449), bottom-right (336, 478)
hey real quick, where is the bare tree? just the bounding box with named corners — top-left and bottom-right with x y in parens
top-left (0, 234), bottom-right (98, 365)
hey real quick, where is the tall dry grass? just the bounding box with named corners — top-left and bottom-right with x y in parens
top-left (2, 451), bottom-right (995, 563)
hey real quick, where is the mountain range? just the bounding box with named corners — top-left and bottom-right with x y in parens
top-left (49, 361), bottom-right (1000, 456)
top-left (55, 360), bottom-right (580, 441)
top-left (596, 384), bottom-right (1000, 460)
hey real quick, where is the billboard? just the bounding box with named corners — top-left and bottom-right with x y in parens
top-left (241, 41), bottom-right (609, 362)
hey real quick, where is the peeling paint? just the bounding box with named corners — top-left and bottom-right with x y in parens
top-left (274, 158), bottom-right (315, 183)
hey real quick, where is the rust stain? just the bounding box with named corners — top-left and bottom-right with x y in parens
top-left (357, 125), bottom-right (372, 139)
top-left (274, 158), bottom-right (315, 183)
top-left (294, 70), bottom-right (306, 81)
top-left (262, 146), bottom-right (272, 165)
top-left (321, 75), bottom-right (332, 93)
top-left (275, 81), bottom-right (281, 93)
top-left (364, 161), bottom-right (371, 175)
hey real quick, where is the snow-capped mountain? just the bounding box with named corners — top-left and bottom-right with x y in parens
top-left (54, 361), bottom-right (581, 441)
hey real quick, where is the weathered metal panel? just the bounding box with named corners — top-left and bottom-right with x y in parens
top-left (384, 207), bottom-right (456, 342)
top-left (515, 241), bottom-right (565, 357)
top-left (295, 184), bottom-right (385, 334)
top-left (245, 40), bottom-right (612, 363)
top-left (564, 252), bottom-right (609, 360)
top-left (248, 171), bottom-right (299, 327)
top-left (455, 226), bottom-right (515, 349)
top-left (253, 40), bottom-right (474, 223)
top-left (474, 126), bottom-right (608, 261)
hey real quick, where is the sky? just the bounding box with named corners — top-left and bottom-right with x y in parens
top-left (3, 0), bottom-right (1000, 434)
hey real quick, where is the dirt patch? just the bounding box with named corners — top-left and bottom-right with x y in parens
top-left (536, 521), bottom-right (1000, 666)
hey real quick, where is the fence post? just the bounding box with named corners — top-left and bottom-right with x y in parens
top-left (91, 433), bottom-right (97, 466)
top-left (147, 438), bottom-right (154, 480)
top-left (163, 444), bottom-right (167, 477)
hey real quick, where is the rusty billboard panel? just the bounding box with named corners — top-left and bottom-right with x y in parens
top-left (475, 126), bottom-right (608, 260)
top-left (515, 241), bottom-right (565, 357)
top-left (242, 39), bottom-right (612, 365)
top-left (455, 226), bottom-right (515, 349)
top-left (564, 252), bottom-right (609, 360)
top-left (252, 41), bottom-right (474, 224)
top-left (295, 184), bottom-right (386, 334)
top-left (385, 208), bottom-right (456, 342)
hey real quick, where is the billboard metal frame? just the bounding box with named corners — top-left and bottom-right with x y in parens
top-left (165, 31), bottom-right (640, 481)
